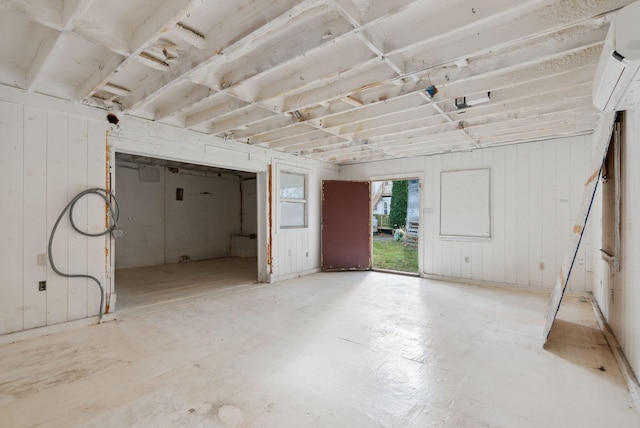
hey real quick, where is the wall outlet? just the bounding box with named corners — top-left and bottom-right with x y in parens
top-left (464, 256), bottom-right (469, 263)
top-left (37, 253), bottom-right (47, 266)
top-left (39, 281), bottom-right (46, 291)
top-left (539, 262), bottom-right (545, 270)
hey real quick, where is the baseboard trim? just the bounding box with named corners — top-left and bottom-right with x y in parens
top-left (420, 273), bottom-right (555, 296)
top-left (0, 313), bottom-right (117, 346)
top-left (273, 267), bottom-right (321, 282)
top-left (588, 292), bottom-right (640, 413)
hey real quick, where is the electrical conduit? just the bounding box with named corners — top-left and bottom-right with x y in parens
top-left (48, 188), bottom-right (122, 321)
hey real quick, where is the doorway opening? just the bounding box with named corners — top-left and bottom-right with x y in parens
top-left (371, 179), bottom-right (419, 274)
top-left (113, 153), bottom-right (258, 311)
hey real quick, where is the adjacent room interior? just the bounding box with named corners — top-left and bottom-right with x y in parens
top-left (114, 154), bottom-right (259, 311)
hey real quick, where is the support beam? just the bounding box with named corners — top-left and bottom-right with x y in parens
top-left (26, 32), bottom-right (62, 92)
top-left (78, 0), bottom-right (202, 100)
top-left (155, 84), bottom-right (213, 120)
top-left (208, 107), bottom-right (277, 135)
top-left (267, 130), bottom-right (343, 150)
top-left (384, 0), bottom-right (622, 60)
top-left (26, 0), bottom-right (94, 92)
top-left (184, 96), bottom-right (248, 128)
top-left (230, 116), bottom-right (296, 140)
top-left (0, 1), bottom-right (64, 29)
top-left (247, 123), bottom-right (319, 145)
top-left (123, 0), bottom-right (321, 110)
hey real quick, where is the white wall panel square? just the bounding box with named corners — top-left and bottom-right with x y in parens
top-left (46, 110), bottom-right (70, 325)
top-left (22, 106), bottom-right (48, 329)
top-left (0, 100), bottom-right (24, 334)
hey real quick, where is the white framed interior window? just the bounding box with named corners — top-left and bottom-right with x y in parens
top-left (279, 171), bottom-right (307, 228)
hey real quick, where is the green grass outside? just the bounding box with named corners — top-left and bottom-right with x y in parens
top-left (372, 240), bottom-right (418, 273)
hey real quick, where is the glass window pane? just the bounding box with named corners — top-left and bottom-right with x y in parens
top-left (280, 202), bottom-right (305, 227)
top-left (280, 172), bottom-right (305, 199)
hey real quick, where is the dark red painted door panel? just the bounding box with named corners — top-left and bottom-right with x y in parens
top-left (321, 180), bottom-right (371, 271)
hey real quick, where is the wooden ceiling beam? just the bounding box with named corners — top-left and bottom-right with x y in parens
top-left (122, 0), bottom-right (321, 111)
top-left (78, 0), bottom-right (202, 100)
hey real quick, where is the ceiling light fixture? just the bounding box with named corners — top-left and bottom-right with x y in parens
top-left (455, 92), bottom-right (491, 110)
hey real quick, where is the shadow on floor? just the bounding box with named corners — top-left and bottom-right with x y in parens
top-left (544, 318), bottom-right (614, 373)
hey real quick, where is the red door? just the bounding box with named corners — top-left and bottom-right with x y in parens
top-left (321, 180), bottom-right (371, 271)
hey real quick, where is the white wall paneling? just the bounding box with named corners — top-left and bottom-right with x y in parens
top-left (528, 142), bottom-right (543, 288)
top-left (0, 93), bottom-right (108, 335)
top-left (541, 141), bottom-right (557, 290)
top-left (164, 170), bottom-right (242, 263)
top-left (272, 160), bottom-right (339, 281)
top-left (503, 145), bottom-right (518, 284)
top-left (242, 178), bottom-right (258, 236)
top-left (114, 165), bottom-right (165, 269)
top-left (440, 168), bottom-right (491, 239)
top-left (515, 144), bottom-right (530, 285)
top-left (491, 147), bottom-right (506, 284)
top-left (593, 107), bottom-right (640, 379)
top-left (66, 115), bottom-right (89, 321)
top-left (46, 110), bottom-right (70, 325)
top-left (22, 106), bottom-right (48, 330)
top-left (107, 111), bottom-right (338, 284)
top-left (0, 85), bottom-right (339, 335)
top-left (0, 100), bottom-right (25, 334)
top-left (341, 135), bottom-right (596, 291)
top-left (481, 148), bottom-right (495, 282)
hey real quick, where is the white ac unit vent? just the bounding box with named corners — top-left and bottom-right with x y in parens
top-left (592, 0), bottom-right (640, 112)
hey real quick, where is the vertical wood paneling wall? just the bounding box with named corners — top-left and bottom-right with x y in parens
top-left (271, 162), bottom-right (339, 281)
top-left (114, 165), bottom-right (246, 269)
top-left (1, 87), bottom-right (338, 336)
top-left (342, 135), bottom-right (597, 292)
top-left (0, 99), bottom-right (106, 335)
top-left (106, 112), bottom-right (339, 284)
top-left (114, 165), bottom-right (166, 269)
top-left (592, 107), bottom-right (640, 379)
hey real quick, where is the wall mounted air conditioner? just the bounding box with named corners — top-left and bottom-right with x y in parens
top-left (592, 0), bottom-right (640, 112)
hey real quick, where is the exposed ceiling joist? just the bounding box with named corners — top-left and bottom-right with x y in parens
top-left (1, 0), bottom-right (633, 165)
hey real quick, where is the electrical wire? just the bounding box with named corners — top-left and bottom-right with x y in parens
top-left (47, 188), bottom-right (121, 321)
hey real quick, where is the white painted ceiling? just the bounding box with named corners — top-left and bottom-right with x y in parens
top-left (0, 0), bottom-right (633, 164)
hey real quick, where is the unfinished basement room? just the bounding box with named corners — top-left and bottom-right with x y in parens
top-left (1, 0), bottom-right (640, 426)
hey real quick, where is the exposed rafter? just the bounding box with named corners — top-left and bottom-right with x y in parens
top-left (1, 0), bottom-right (632, 165)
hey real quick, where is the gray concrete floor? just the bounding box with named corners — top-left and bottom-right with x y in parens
top-left (1, 268), bottom-right (639, 427)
